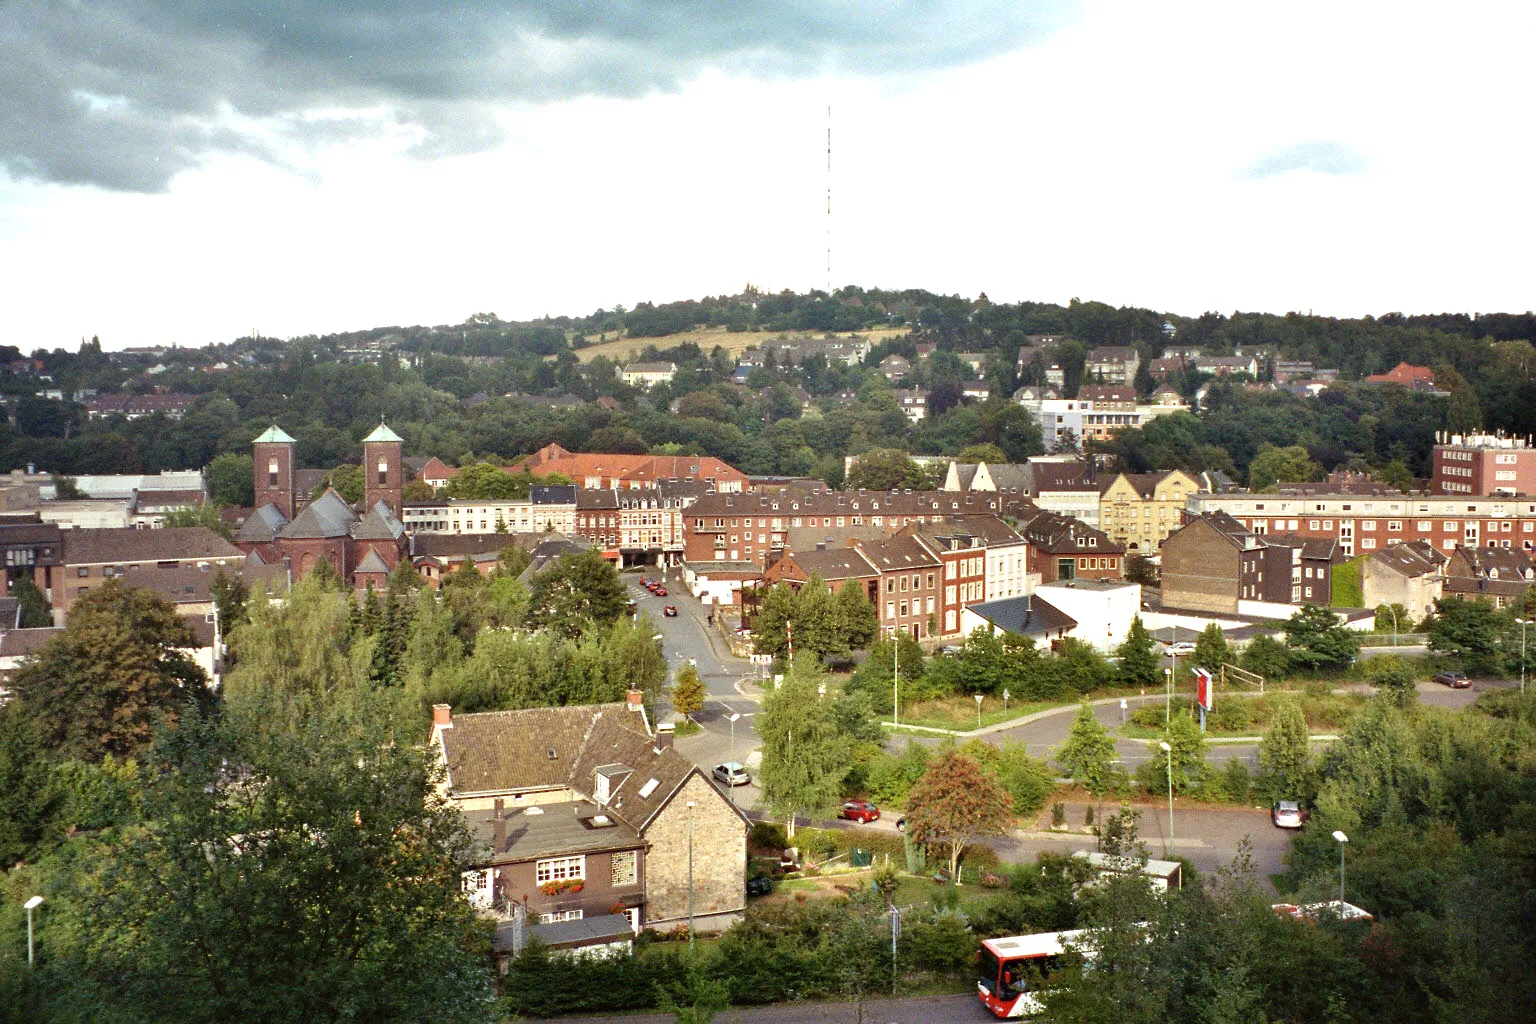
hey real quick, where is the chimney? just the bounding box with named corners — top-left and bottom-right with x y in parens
top-left (625, 689), bottom-right (644, 709)
top-left (492, 798), bottom-right (506, 853)
top-left (654, 722), bottom-right (675, 752)
top-left (432, 703), bottom-right (452, 728)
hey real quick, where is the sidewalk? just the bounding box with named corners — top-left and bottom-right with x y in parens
top-left (881, 692), bottom-right (1166, 739)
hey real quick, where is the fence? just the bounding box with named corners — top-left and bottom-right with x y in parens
top-left (1354, 632), bottom-right (1430, 647)
top-left (1219, 662), bottom-right (1265, 694)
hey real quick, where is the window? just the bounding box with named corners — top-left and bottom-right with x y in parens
top-left (612, 850), bottom-right (637, 886)
top-left (77, 566), bottom-right (89, 578)
top-left (377, 459), bottom-right (388, 485)
top-left (945, 562), bottom-right (956, 580)
top-left (926, 596), bottom-right (935, 614)
top-left (1362, 538), bottom-right (1377, 549)
top-left (1388, 521), bottom-right (1402, 532)
top-left (1445, 521), bottom-right (1457, 532)
top-left (899, 576), bottom-right (907, 592)
top-left (535, 856), bottom-right (585, 884)
top-left (539, 909), bottom-right (584, 924)
top-left (637, 778), bottom-right (659, 799)
top-left (945, 585), bottom-right (956, 604)
top-left (886, 601), bottom-right (895, 619)
top-left (900, 600), bottom-right (908, 617)
top-left (1309, 520), bottom-right (1320, 530)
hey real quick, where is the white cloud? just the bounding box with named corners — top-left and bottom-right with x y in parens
top-left (1, 0), bottom-right (1533, 349)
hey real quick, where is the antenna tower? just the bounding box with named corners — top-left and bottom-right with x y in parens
top-left (825, 105), bottom-right (832, 294)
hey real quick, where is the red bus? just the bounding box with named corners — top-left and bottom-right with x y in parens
top-left (976, 929), bottom-right (1095, 1018)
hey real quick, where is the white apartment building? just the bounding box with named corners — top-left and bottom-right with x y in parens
top-left (404, 487), bottom-right (578, 535)
top-left (985, 534), bottom-right (1037, 601)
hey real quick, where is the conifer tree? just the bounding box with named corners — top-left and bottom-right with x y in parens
top-left (1115, 615), bottom-right (1160, 689)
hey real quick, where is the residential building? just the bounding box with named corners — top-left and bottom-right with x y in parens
top-left (431, 700), bottom-right (748, 950)
top-left (962, 382), bottom-right (992, 402)
top-left (1363, 541), bottom-right (1446, 622)
top-left (1016, 510), bottom-right (1122, 583)
top-left (1193, 355), bottom-right (1258, 377)
top-left (403, 486), bottom-right (578, 537)
top-left (56, 527), bottom-right (244, 617)
top-left (65, 470), bottom-right (207, 501)
top-left (895, 523), bottom-right (989, 637)
top-left (1272, 360), bottom-right (1315, 383)
top-left (878, 355), bottom-right (911, 382)
top-left (1431, 432), bottom-right (1536, 496)
top-left (571, 486), bottom-right (693, 567)
top-left (857, 535), bottom-right (945, 639)
top-left (960, 592), bottom-right (1078, 648)
top-left (0, 519), bottom-right (63, 602)
top-left (520, 443), bottom-right (748, 493)
top-left (1148, 356), bottom-right (1189, 380)
top-left (1442, 545), bottom-right (1535, 609)
top-left (1029, 578), bottom-right (1142, 652)
top-left (1186, 491), bottom-right (1536, 558)
top-left (683, 490), bottom-right (1034, 570)
top-left (129, 488), bottom-right (208, 528)
top-left (412, 456), bottom-right (455, 491)
top-left (1159, 513), bottom-right (1340, 613)
top-left (85, 393), bottom-right (196, 420)
top-left (1365, 362), bottom-right (1445, 393)
top-left (1011, 384), bottom-right (1060, 404)
top-left (38, 500), bottom-right (132, 530)
top-left (895, 389), bottom-right (928, 423)
top-left (1098, 470), bottom-right (1203, 552)
top-left (1084, 346), bottom-right (1140, 385)
top-left (619, 362), bottom-right (678, 386)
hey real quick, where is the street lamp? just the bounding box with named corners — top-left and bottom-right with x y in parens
top-left (1384, 605), bottom-right (1399, 647)
top-left (686, 801), bottom-right (697, 950)
top-left (1517, 619), bottom-right (1529, 695)
top-left (24, 895), bottom-right (43, 967)
top-left (974, 693), bottom-right (984, 729)
top-left (1002, 688), bottom-right (1010, 715)
top-left (727, 713), bottom-right (741, 805)
top-left (1164, 666), bottom-right (1173, 726)
top-left (1332, 831), bottom-right (1349, 910)
top-left (1158, 741), bottom-right (1174, 857)
top-left (888, 625), bottom-right (901, 727)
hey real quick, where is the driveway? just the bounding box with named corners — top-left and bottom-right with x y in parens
top-left (540, 993), bottom-right (994, 1024)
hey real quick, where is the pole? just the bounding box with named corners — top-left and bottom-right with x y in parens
top-left (892, 627), bottom-right (899, 727)
top-left (1164, 666), bottom-right (1172, 726)
top-left (1339, 841), bottom-right (1346, 908)
top-left (890, 905), bottom-right (899, 995)
top-left (687, 801), bottom-right (696, 950)
top-left (1522, 619), bottom-right (1528, 695)
top-left (1166, 751), bottom-right (1174, 856)
top-left (1388, 606), bottom-right (1397, 647)
top-left (26, 905), bottom-right (34, 968)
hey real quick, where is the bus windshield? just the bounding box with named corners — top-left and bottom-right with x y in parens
top-left (978, 948), bottom-right (1002, 995)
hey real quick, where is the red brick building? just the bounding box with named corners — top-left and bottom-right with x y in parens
top-left (1015, 510), bottom-right (1123, 583)
top-left (1432, 433), bottom-right (1536, 497)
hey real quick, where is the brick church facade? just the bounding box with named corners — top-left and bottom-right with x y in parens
top-left (233, 423), bottom-right (409, 584)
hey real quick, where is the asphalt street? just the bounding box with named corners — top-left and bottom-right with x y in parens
top-left (541, 993), bottom-right (995, 1024)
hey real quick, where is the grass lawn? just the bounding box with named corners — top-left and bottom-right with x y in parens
top-left (892, 695), bottom-right (1055, 731)
top-left (671, 719), bottom-right (703, 738)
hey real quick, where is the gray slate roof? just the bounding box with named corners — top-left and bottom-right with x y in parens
top-left (966, 594), bottom-right (1077, 639)
top-left (469, 800), bottom-right (642, 864)
top-left (351, 501), bottom-right (406, 541)
top-left (438, 704), bottom-right (628, 796)
top-left (355, 549), bottom-right (391, 574)
top-left (277, 489), bottom-right (357, 540)
top-left (233, 503), bottom-right (290, 543)
top-left (63, 527), bottom-right (243, 565)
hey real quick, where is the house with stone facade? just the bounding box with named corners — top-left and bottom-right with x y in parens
top-left (430, 699), bottom-right (749, 957)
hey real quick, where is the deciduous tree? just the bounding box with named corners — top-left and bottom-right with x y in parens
top-left (1115, 616), bottom-right (1160, 689)
top-left (1056, 703), bottom-right (1123, 800)
top-left (904, 750), bottom-right (1013, 883)
top-left (671, 663), bottom-right (707, 722)
top-left (834, 578), bottom-right (879, 650)
top-left (11, 579), bottom-right (207, 762)
top-left (1257, 698), bottom-right (1311, 802)
top-left (1282, 604), bottom-right (1359, 670)
top-left (757, 671), bottom-right (853, 838)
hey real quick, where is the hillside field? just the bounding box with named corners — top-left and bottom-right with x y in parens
top-left (569, 324), bottom-right (910, 364)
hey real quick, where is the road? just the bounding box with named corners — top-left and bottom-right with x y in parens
top-left (542, 993), bottom-right (994, 1024)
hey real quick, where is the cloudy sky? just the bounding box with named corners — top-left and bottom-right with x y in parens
top-left (1, 1), bottom-right (1531, 349)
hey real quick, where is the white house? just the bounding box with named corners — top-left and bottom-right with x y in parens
top-left (1032, 579), bottom-right (1141, 652)
top-left (894, 389), bottom-right (928, 423)
top-left (619, 362), bottom-right (678, 387)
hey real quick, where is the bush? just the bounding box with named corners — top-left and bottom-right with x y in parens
top-left (1221, 757), bottom-right (1252, 804)
top-left (1208, 698), bottom-right (1254, 732)
top-left (799, 828), bottom-right (838, 861)
top-left (901, 913), bottom-right (977, 974)
top-left (1052, 801), bottom-right (1066, 826)
top-left (749, 821), bottom-right (787, 851)
top-left (963, 844), bottom-right (1001, 872)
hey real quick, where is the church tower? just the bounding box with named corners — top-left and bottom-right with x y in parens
top-left (362, 422), bottom-right (403, 518)
top-left (252, 424), bottom-right (296, 519)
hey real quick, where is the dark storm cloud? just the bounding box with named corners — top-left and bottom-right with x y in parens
top-left (0, 1), bottom-right (1076, 192)
top-left (1242, 141), bottom-right (1366, 180)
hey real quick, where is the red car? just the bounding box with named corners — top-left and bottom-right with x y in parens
top-left (663, 605), bottom-right (678, 617)
top-left (638, 577), bottom-right (651, 588)
top-left (839, 800), bottom-right (880, 824)
top-left (653, 586), bottom-right (667, 597)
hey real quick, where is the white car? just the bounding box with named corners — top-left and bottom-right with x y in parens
top-left (1162, 641), bottom-right (1197, 656)
top-left (712, 762), bottom-right (751, 787)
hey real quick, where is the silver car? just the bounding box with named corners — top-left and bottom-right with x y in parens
top-left (1272, 800), bottom-right (1308, 829)
top-left (713, 762), bottom-right (751, 787)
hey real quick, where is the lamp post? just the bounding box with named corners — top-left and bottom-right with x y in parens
top-left (24, 895), bottom-right (43, 967)
top-left (687, 801), bottom-right (697, 950)
top-left (1164, 666), bottom-right (1173, 726)
top-left (727, 712), bottom-right (741, 805)
top-left (1332, 830), bottom-right (1349, 910)
top-left (974, 693), bottom-right (984, 729)
top-left (1517, 619), bottom-right (1529, 695)
top-left (1002, 688), bottom-right (1010, 715)
top-left (891, 626), bottom-right (900, 727)
top-left (1385, 605), bottom-right (1398, 647)
top-left (1158, 741), bottom-right (1173, 857)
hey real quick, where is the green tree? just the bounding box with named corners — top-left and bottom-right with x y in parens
top-left (210, 567), bottom-right (249, 633)
top-left (11, 579), bottom-right (206, 762)
top-left (752, 582), bottom-right (796, 660)
top-left (1145, 714), bottom-right (1207, 794)
top-left (1115, 616), bottom-right (1160, 689)
top-left (1424, 596), bottom-right (1501, 671)
top-left (327, 462), bottom-right (365, 504)
top-left (757, 671), bottom-right (853, 838)
top-left (1192, 623), bottom-right (1233, 671)
top-left (1055, 702), bottom-right (1123, 800)
top-left (0, 702), bottom-right (58, 867)
top-left (1373, 601), bottom-right (1411, 634)
top-left (903, 750), bottom-right (1014, 882)
top-left (956, 442), bottom-right (1008, 464)
top-left (1246, 443), bottom-right (1321, 491)
top-left (1256, 698), bottom-right (1311, 802)
top-left (205, 451), bottom-right (254, 507)
top-left (1365, 655), bottom-right (1417, 708)
top-left (446, 462), bottom-right (520, 500)
top-left (671, 663), bottom-right (707, 722)
top-left (9, 572), bottom-right (52, 627)
top-left (528, 549), bottom-right (629, 636)
top-left (162, 501), bottom-right (231, 538)
top-left (1239, 634), bottom-right (1290, 682)
top-left (833, 578), bottom-right (879, 650)
top-left (845, 447), bottom-right (926, 490)
top-left (56, 703), bottom-right (495, 1024)
top-left (1281, 604), bottom-right (1360, 670)
top-left (792, 574), bottom-right (838, 657)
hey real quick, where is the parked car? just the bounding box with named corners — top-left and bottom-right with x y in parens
top-left (936, 645), bottom-right (962, 656)
top-left (663, 605), bottom-right (678, 617)
top-left (653, 586), bottom-right (668, 597)
top-left (1432, 671), bottom-right (1470, 689)
top-left (1272, 800), bottom-right (1310, 829)
top-left (839, 800), bottom-right (880, 824)
top-left (638, 577), bottom-right (651, 588)
top-left (746, 876), bottom-right (774, 897)
top-left (1162, 641), bottom-right (1197, 656)
top-left (713, 762), bottom-right (751, 787)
